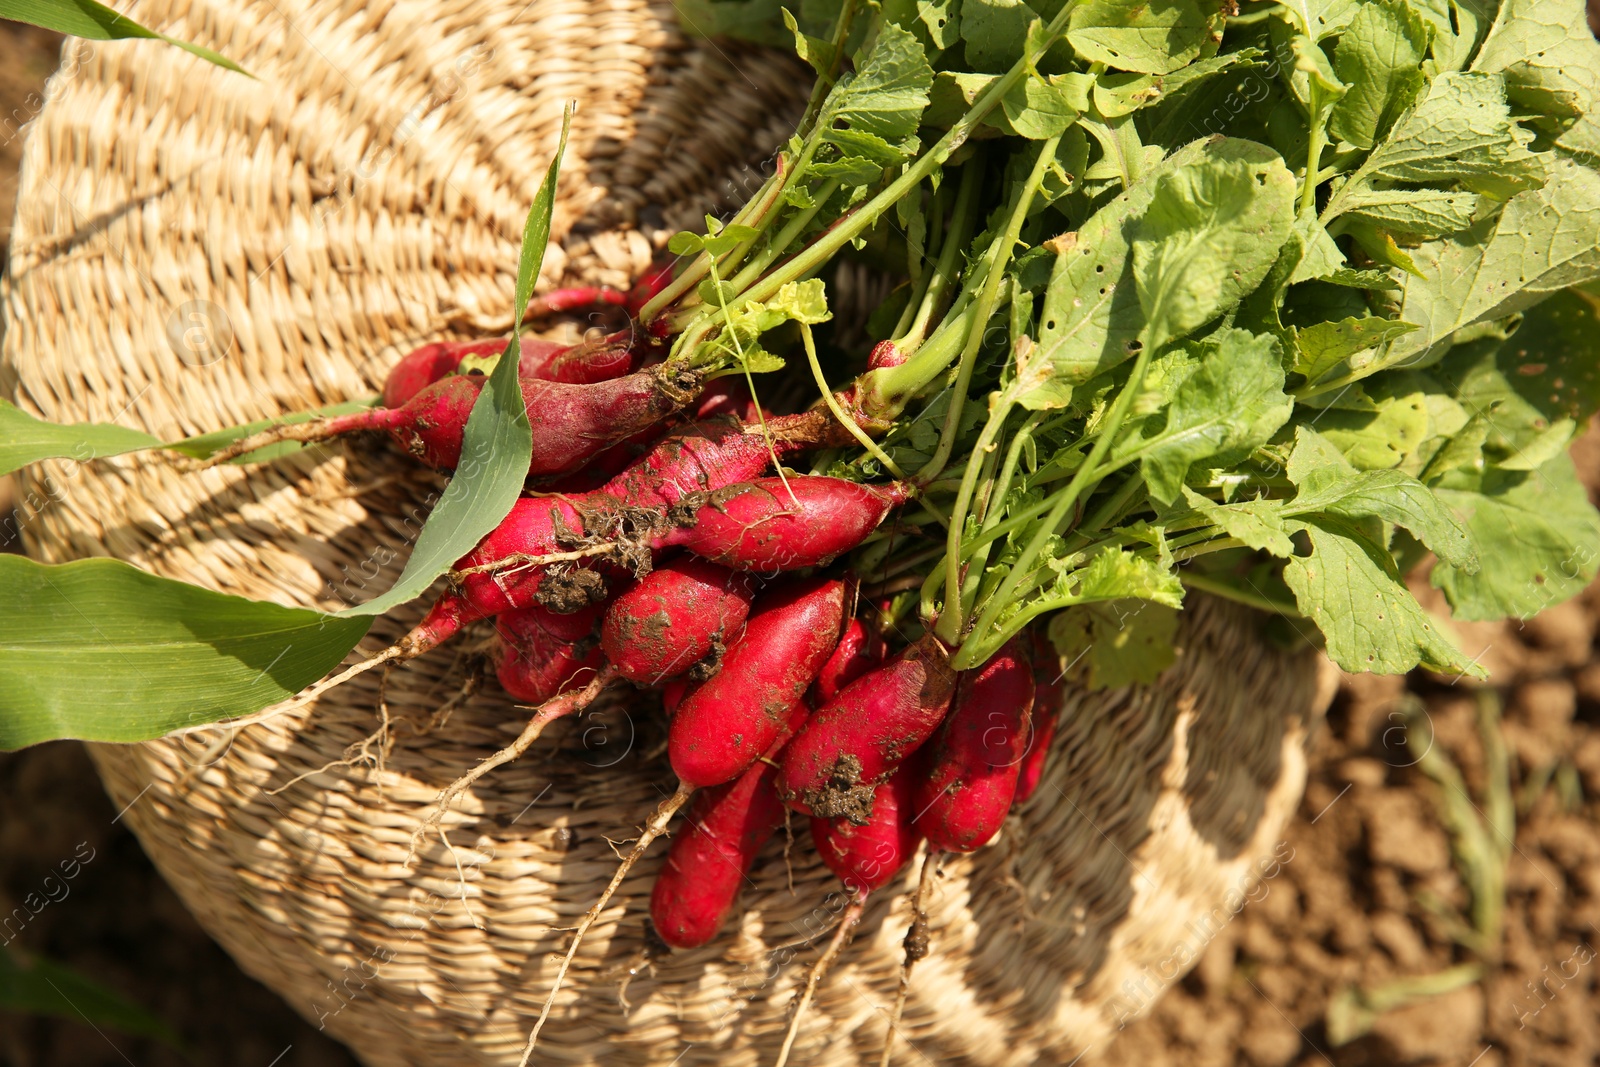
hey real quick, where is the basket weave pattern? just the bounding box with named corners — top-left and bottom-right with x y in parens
top-left (4, 2), bottom-right (1332, 1063)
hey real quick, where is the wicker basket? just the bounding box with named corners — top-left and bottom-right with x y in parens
top-left (2, 2), bottom-right (1336, 1063)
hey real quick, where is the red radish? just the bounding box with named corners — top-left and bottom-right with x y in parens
top-left (810, 763), bottom-right (921, 893)
top-left (526, 284), bottom-right (628, 316)
top-left (386, 339), bottom-right (504, 408)
top-left (201, 362), bottom-right (689, 472)
top-left (868, 339), bottom-right (908, 371)
top-left (669, 577), bottom-right (847, 788)
top-left (625, 260), bottom-right (677, 317)
top-left (596, 419), bottom-right (787, 511)
top-left (810, 618), bottom-right (884, 705)
top-left (660, 679), bottom-right (689, 716)
top-left (340, 457), bottom-right (887, 693)
top-left (650, 704), bottom-right (809, 948)
top-left (1015, 679), bottom-right (1061, 805)
top-left (599, 556), bottom-right (754, 684)
top-left (447, 495), bottom-right (589, 619)
top-left (383, 336), bottom-right (571, 407)
top-left (448, 456), bottom-right (889, 628)
top-left (663, 477), bottom-right (912, 573)
top-left (913, 639), bottom-right (1035, 853)
top-left (694, 376), bottom-right (764, 423)
top-left (494, 603), bottom-right (604, 705)
top-left (776, 633), bottom-right (957, 820)
top-left (395, 433), bottom-right (801, 650)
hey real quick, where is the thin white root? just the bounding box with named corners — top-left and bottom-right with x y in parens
top-left (424, 662), bottom-right (483, 734)
top-left (450, 543), bottom-right (618, 578)
top-left (190, 419), bottom-right (333, 470)
top-left (517, 783), bottom-right (696, 1065)
top-left (774, 893), bottom-right (867, 1067)
top-left (877, 849), bottom-right (938, 1067)
top-left (265, 724), bottom-right (386, 796)
top-left (405, 668), bottom-right (616, 866)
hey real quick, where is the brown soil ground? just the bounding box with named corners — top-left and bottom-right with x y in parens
top-left (5, 17), bottom-right (1600, 1067)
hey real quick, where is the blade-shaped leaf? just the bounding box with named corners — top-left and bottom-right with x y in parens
top-left (826, 21), bottom-right (932, 141)
top-left (0, 555), bottom-right (371, 748)
top-left (0, 400), bottom-right (159, 475)
top-left (1338, 187), bottom-right (1481, 240)
top-left (1328, 0), bottom-right (1429, 150)
top-left (0, 0), bottom-right (249, 74)
top-left (1, 395), bottom-right (380, 477)
top-left (1291, 316), bottom-right (1419, 383)
top-left (959, 0), bottom-right (1034, 74)
top-left (1184, 491), bottom-right (1295, 557)
top-left (1265, 0), bottom-right (1362, 40)
top-left (1387, 159), bottom-right (1600, 367)
top-left (1285, 426), bottom-right (1476, 569)
top-left (1332, 71), bottom-right (1544, 207)
top-left (0, 947), bottom-right (180, 1045)
top-left (1471, 0), bottom-right (1600, 159)
top-left (338, 110), bottom-right (570, 617)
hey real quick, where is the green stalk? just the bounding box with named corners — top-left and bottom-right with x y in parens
top-left (792, 0), bottom-right (861, 140)
top-left (955, 340), bottom-right (1157, 670)
top-left (859, 287), bottom-right (984, 416)
top-left (1073, 473), bottom-right (1145, 539)
top-left (681, 1), bottom-right (1081, 350)
top-left (893, 161), bottom-right (981, 353)
top-left (675, 157), bottom-right (833, 318)
top-left (800, 322), bottom-right (909, 481)
top-left (917, 132), bottom-right (1061, 488)
top-left (651, 0), bottom-right (866, 323)
top-left (721, 180), bottom-right (842, 303)
top-left (637, 163), bottom-right (790, 321)
top-left (933, 384), bottom-right (1020, 645)
top-left (1300, 118), bottom-right (1327, 215)
top-left (889, 180), bottom-right (943, 340)
top-left (1181, 572), bottom-right (1303, 617)
top-left (964, 413), bottom-right (1039, 611)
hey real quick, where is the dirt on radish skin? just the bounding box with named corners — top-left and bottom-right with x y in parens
top-left (662, 477), bottom-right (912, 573)
top-left (810, 763), bottom-right (922, 893)
top-left (777, 632), bottom-right (957, 820)
top-left (599, 556), bottom-right (754, 684)
top-left (669, 576), bottom-right (847, 787)
top-left (494, 603), bottom-right (604, 704)
top-left (913, 637), bottom-right (1035, 853)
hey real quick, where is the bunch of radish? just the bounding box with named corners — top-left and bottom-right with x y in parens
top-left (17, 0), bottom-right (1600, 1060)
top-left (233, 289), bottom-right (1065, 1061)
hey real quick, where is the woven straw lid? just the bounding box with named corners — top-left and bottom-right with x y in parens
top-left (3, 2), bottom-right (1335, 1063)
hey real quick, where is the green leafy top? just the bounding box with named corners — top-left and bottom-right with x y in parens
top-left (10, 0), bottom-right (1600, 748)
